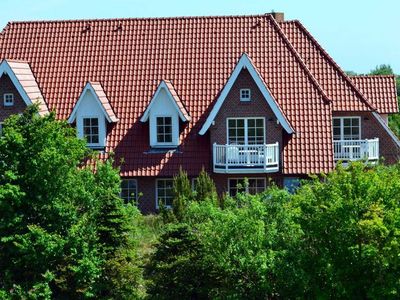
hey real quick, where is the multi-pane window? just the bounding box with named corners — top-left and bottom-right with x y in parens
top-left (240, 88), bottom-right (251, 102)
top-left (121, 179), bottom-right (138, 204)
top-left (156, 179), bottom-right (174, 208)
top-left (156, 117), bottom-right (172, 143)
top-left (83, 117), bottom-right (99, 144)
top-left (3, 93), bottom-right (14, 107)
top-left (228, 178), bottom-right (266, 197)
top-left (228, 118), bottom-right (264, 145)
top-left (333, 117), bottom-right (360, 140)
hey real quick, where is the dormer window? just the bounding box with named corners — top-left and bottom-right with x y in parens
top-left (240, 89), bottom-right (251, 102)
top-left (68, 82), bottom-right (118, 150)
top-left (3, 93), bottom-right (14, 107)
top-left (141, 80), bottom-right (191, 149)
top-left (156, 116), bottom-right (173, 144)
top-left (83, 117), bottom-right (100, 144)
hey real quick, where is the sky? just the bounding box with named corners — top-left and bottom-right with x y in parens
top-left (0, 0), bottom-right (398, 74)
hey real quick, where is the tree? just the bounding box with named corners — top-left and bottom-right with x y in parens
top-left (292, 162), bottom-right (400, 298)
top-left (370, 64), bottom-right (394, 75)
top-left (0, 106), bottom-right (141, 298)
top-left (193, 167), bottom-right (218, 204)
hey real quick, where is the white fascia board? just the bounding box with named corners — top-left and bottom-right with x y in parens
top-left (372, 112), bottom-right (400, 148)
top-left (141, 81), bottom-right (189, 123)
top-left (0, 60), bottom-right (33, 107)
top-left (199, 54), bottom-right (294, 135)
top-left (68, 82), bottom-right (113, 123)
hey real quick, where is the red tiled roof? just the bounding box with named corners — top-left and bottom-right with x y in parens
top-left (280, 20), bottom-right (376, 112)
top-left (90, 82), bottom-right (119, 122)
top-left (0, 14), bottom-right (357, 175)
top-left (350, 75), bottom-right (398, 114)
top-left (0, 59), bottom-right (48, 115)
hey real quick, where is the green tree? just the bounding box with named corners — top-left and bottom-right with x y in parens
top-left (193, 167), bottom-right (218, 204)
top-left (292, 162), bottom-right (400, 299)
top-left (370, 64), bottom-right (394, 75)
top-left (0, 106), bottom-right (142, 298)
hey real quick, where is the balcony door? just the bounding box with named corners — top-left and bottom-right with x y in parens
top-left (227, 118), bottom-right (265, 145)
top-left (332, 117), bottom-right (361, 141)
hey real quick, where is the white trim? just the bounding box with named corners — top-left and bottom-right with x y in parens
top-left (199, 53), bottom-right (293, 135)
top-left (373, 112), bottom-right (400, 148)
top-left (226, 117), bottom-right (266, 145)
top-left (332, 116), bottom-right (361, 140)
top-left (141, 81), bottom-right (190, 123)
top-left (81, 116), bottom-right (103, 148)
top-left (0, 61), bottom-right (33, 107)
top-left (227, 177), bottom-right (266, 196)
top-left (155, 178), bottom-right (174, 209)
top-left (3, 93), bottom-right (14, 107)
top-left (153, 115), bottom-right (177, 148)
top-left (68, 82), bottom-right (116, 124)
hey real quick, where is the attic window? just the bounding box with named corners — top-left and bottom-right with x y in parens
top-left (240, 89), bottom-right (251, 102)
top-left (3, 93), bottom-right (14, 107)
top-left (83, 117), bottom-right (100, 145)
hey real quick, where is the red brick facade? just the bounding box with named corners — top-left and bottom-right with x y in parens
top-left (0, 74), bottom-right (27, 122)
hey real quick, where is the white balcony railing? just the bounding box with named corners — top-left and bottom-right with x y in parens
top-left (213, 143), bottom-right (279, 173)
top-left (333, 138), bottom-right (379, 161)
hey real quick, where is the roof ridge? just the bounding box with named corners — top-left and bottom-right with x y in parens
top-left (267, 15), bottom-right (331, 104)
top-left (5, 13), bottom-right (279, 26)
top-left (351, 74), bottom-right (396, 78)
top-left (292, 20), bottom-right (377, 111)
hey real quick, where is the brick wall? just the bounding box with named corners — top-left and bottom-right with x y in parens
top-left (333, 112), bottom-right (400, 164)
top-left (209, 68), bottom-right (283, 149)
top-left (0, 74), bottom-right (27, 122)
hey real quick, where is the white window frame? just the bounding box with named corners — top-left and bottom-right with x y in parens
top-left (3, 93), bottom-right (14, 107)
top-left (226, 117), bottom-right (266, 145)
top-left (332, 116), bottom-right (361, 141)
top-left (155, 115), bottom-right (173, 145)
top-left (240, 88), bottom-right (251, 102)
top-left (156, 178), bottom-right (174, 209)
top-left (82, 116), bottom-right (101, 147)
top-left (121, 179), bottom-right (138, 204)
top-left (228, 177), bottom-right (266, 196)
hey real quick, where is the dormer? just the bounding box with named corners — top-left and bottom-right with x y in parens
top-left (68, 82), bottom-right (118, 149)
top-left (140, 80), bottom-right (190, 148)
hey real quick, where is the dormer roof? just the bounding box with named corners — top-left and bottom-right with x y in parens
top-left (0, 59), bottom-right (48, 115)
top-left (68, 82), bottom-right (118, 123)
top-left (141, 80), bottom-right (191, 123)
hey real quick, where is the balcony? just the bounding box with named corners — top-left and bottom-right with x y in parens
top-left (333, 138), bottom-right (379, 162)
top-left (213, 143), bottom-right (279, 173)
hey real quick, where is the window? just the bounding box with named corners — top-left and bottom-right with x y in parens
top-left (283, 177), bottom-right (300, 193)
top-left (121, 179), bottom-right (138, 204)
top-left (156, 179), bottom-right (174, 208)
top-left (332, 117), bottom-right (360, 140)
top-left (3, 93), bottom-right (14, 107)
top-left (240, 89), bottom-right (251, 102)
top-left (0, 122), bottom-right (3, 136)
top-left (227, 118), bottom-right (265, 145)
top-left (83, 117), bottom-right (99, 144)
top-left (156, 117), bottom-right (173, 144)
top-left (228, 178), bottom-right (266, 197)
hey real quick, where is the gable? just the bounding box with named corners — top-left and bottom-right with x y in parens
top-left (68, 82), bottom-right (118, 123)
top-left (0, 60), bottom-right (48, 115)
top-left (199, 53), bottom-right (294, 135)
top-left (0, 74), bottom-right (27, 122)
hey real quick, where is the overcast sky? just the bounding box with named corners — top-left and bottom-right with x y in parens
top-left (0, 0), bottom-right (398, 74)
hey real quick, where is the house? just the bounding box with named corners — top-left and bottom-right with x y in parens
top-left (0, 12), bottom-right (398, 213)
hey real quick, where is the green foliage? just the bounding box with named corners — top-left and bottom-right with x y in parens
top-left (0, 106), bottom-right (141, 298)
top-left (370, 64), bottom-right (394, 75)
top-left (193, 167), bottom-right (218, 204)
top-left (172, 168), bottom-right (192, 221)
top-left (292, 162), bottom-right (400, 298)
top-left (145, 224), bottom-right (213, 299)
